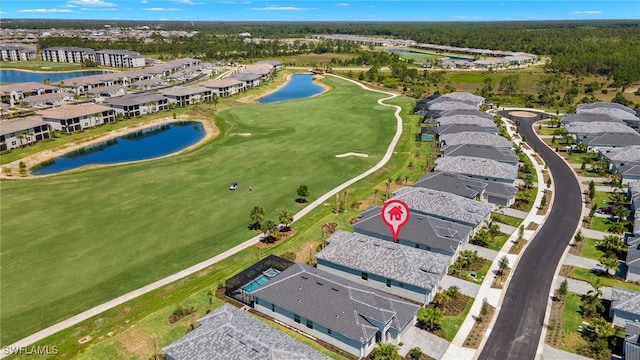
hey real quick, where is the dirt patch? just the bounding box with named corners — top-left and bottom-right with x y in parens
top-left (545, 293), bottom-right (566, 347)
top-left (463, 303), bottom-right (495, 349)
top-left (509, 238), bottom-right (526, 255)
top-left (526, 222), bottom-right (539, 231)
top-left (491, 268), bottom-right (511, 289)
top-left (321, 222), bottom-right (337, 235)
top-left (569, 241), bottom-right (584, 256)
top-left (559, 265), bottom-right (575, 277)
top-left (168, 306), bottom-right (195, 324)
top-left (335, 152), bottom-right (369, 158)
top-left (119, 325), bottom-right (154, 358)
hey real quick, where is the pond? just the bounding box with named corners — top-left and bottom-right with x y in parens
top-left (258, 74), bottom-right (324, 103)
top-left (31, 121), bottom-right (205, 175)
top-left (0, 69), bottom-right (109, 84)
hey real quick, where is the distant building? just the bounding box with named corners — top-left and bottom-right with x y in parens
top-left (39, 103), bottom-right (116, 133)
top-left (0, 43), bottom-right (37, 61)
top-left (95, 49), bottom-right (145, 67)
top-left (0, 116), bottom-right (51, 150)
top-left (40, 46), bottom-right (95, 63)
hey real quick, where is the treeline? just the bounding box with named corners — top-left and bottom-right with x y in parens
top-left (14, 19), bottom-right (640, 84)
top-left (36, 34), bottom-right (356, 62)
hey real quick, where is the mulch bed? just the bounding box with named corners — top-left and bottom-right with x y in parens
top-left (508, 239), bottom-right (526, 254)
top-left (462, 305), bottom-right (496, 349)
top-left (568, 241), bottom-right (583, 256)
top-left (559, 265), bottom-right (575, 277)
top-left (426, 294), bottom-right (472, 317)
top-left (491, 268), bottom-right (511, 289)
top-left (255, 229), bottom-right (297, 248)
top-left (168, 307), bottom-right (195, 324)
top-left (545, 292), bottom-right (565, 347)
top-left (526, 222), bottom-right (539, 231)
top-left (321, 222), bottom-right (337, 235)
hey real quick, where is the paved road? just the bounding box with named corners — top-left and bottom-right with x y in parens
top-left (1, 74), bottom-right (405, 355)
top-left (478, 114), bottom-right (584, 360)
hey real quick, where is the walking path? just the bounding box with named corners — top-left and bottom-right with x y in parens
top-left (1, 74), bottom-right (405, 355)
top-left (440, 111), bottom-right (550, 360)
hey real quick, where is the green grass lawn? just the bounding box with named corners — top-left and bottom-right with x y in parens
top-left (449, 73), bottom-right (489, 84)
top-left (487, 233), bottom-right (511, 252)
top-left (572, 268), bottom-right (640, 292)
top-left (581, 238), bottom-right (604, 261)
top-left (391, 51), bottom-right (441, 64)
top-left (441, 298), bottom-right (474, 341)
top-left (0, 76), bottom-right (398, 345)
top-left (0, 61), bottom-right (87, 72)
top-left (590, 190), bottom-right (613, 210)
top-left (560, 292), bottom-right (589, 353)
top-left (491, 212), bottom-right (523, 227)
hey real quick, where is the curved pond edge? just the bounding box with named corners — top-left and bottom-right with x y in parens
top-left (244, 72), bottom-right (331, 104)
top-left (2, 115), bottom-right (219, 179)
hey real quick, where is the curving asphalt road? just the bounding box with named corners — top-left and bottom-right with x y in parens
top-left (478, 113), bottom-right (583, 359)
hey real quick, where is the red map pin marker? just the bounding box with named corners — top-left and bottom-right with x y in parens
top-left (381, 199), bottom-right (410, 242)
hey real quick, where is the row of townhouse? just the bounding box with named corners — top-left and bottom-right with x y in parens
top-left (0, 60), bottom-right (282, 151)
top-left (0, 43), bottom-right (37, 61)
top-left (199, 92), bottom-right (518, 359)
top-left (40, 46), bottom-right (145, 67)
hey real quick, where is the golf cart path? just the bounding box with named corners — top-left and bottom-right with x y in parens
top-left (2, 74), bottom-right (403, 354)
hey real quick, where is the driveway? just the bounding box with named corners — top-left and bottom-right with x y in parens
top-left (479, 112), bottom-right (583, 360)
top-left (398, 326), bottom-right (450, 359)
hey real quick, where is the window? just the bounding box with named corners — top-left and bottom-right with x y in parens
top-left (306, 320), bottom-right (313, 329)
top-left (399, 282), bottom-right (404, 288)
top-left (415, 244), bottom-right (420, 249)
top-left (386, 279), bottom-right (392, 288)
top-left (361, 272), bottom-right (368, 281)
top-left (271, 304), bottom-right (275, 312)
top-left (294, 314), bottom-right (300, 323)
top-left (327, 329), bottom-right (332, 335)
top-left (255, 298), bottom-right (259, 305)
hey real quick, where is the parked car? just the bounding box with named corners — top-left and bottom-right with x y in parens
top-left (229, 182), bottom-right (238, 190)
top-left (597, 206), bottom-right (615, 215)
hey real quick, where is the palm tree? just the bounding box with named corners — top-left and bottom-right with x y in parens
top-left (385, 178), bottom-right (392, 199)
top-left (444, 285), bottom-right (460, 299)
top-left (485, 219), bottom-right (501, 240)
top-left (261, 219), bottom-right (278, 243)
top-left (498, 256), bottom-right (509, 278)
top-left (373, 189), bottom-right (379, 206)
top-left (611, 206), bottom-right (630, 223)
top-left (16, 132), bottom-right (26, 147)
top-left (417, 307), bottom-right (443, 332)
top-left (278, 209), bottom-right (293, 231)
top-left (249, 206), bottom-right (265, 229)
top-left (599, 255), bottom-right (619, 277)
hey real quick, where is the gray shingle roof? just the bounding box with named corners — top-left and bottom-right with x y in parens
top-left (0, 116), bottom-right (48, 136)
top-left (566, 121), bottom-right (637, 135)
top-left (483, 180), bottom-right (519, 199)
top-left (392, 187), bottom-right (493, 227)
top-left (436, 115), bottom-right (496, 128)
top-left (435, 156), bottom-right (518, 181)
top-left (252, 264), bottom-right (419, 345)
top-left (580, 132), bottom-right (640, 147)
top-left (159, 85), bottom-right (211, 97)
top-left (579, 102), bottom-right (637, 115)
top-left (612, 287), bottom-right (640, 316)
top-left (561, 112), bottom-right (623, 125)
top-left (578, 103), bottom-right (640, 123)
top-left (353, 206), bottom-right (471, 253)
top-left (413, 171), bottom-right (486, 199)
top-left (438, 109), bottom-right (494, 120)
top-left (317, 230), bottom-right (450, 290)
top-left (601, 146), bottom-right (640, 163)
top-left (106, 93), bottom-right (166, 106)
top-left (440, 131), bottom-right (512, 148)
top-left (441, 143), bottom-right (518, 164)
top-left (426, 98), bottom-right (478, 111)
top-left (625, 321), bottom-right (640, 360)
top-left (439, 92), bottom-right (484, 104)
top-left (435, 123), bottom-right (498, 136)
top-left (162, 303), bottom-right (331, 360)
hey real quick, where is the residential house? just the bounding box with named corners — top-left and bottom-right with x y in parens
top-left (440, 131), bottom-right (513, 149)
top-left (106, 93), bottom-right (168, 118)
top-left (601, 146), bottom-right (640, 170)
top-left (159, 86), bottom-right (212, 106)
top-left (252, 263), bottom-right (419, 359)
top-left (433, 124), bottom-right (498, 137)
top-left (316, 230), bottom-right (451, 305)
top-left (434, 156), bottom-right (518, 184)
top-left (438, 92), bottom-right (484, 107)
top-left (391, 187), bottom-right (493, 231)
top-left (561, 112), bottom-right (624, 126)
top-left (566, 121), bottom-right (637, 138)
top-left (611, 287), bottom-right (640, 327)
top-left (413, 94), bottom-right (441, 115)
top-left (0, 116), bottom-right (51, 150)
top-left (420, 127), bottom-right (435, 141)
top-left (1, 82), bottom-right (60, 106)
top-left (200, 78), bottom-right (245, 97)
top-left (434, 115), bottom-right (497, 128)
top-left (413, 171), bottom-right (517, 206)
top-left (577, 102), bottom-right (640, 128)
top-left (86, 85), bottom-right (127, 99)
top-left (229, 72), bottom-right (262, 89)
top-left (162, 303), bottom-right (331, 360)
top-left (441, 144), bottom-right (519, 166)
top-left (578, 132), bottom-right (640, 150)
top-left (624, 321), bottom-right (640, 360)
top-left (256, 60), bottom-right (284, 70)
top-left (353, 206), bottom-right (471, 256)
top-left (438, 108), bottom-right (494, 120)
top-left (21, 92), bottom-right (72, 107)
top-left (39, 103), bottom-right (116, 133)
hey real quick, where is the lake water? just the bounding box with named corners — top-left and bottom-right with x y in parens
top-left (258, 74), bottom-right (324, 103)
top-left (32, 121), bottom-right (205, 175)
top-left (0, 69), bottom-right (109, 84)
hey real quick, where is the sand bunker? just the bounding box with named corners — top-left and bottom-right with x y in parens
top-left (237, 133), bottom-right (252, 136)
top-left (336, 152), bottom-right (369, 158)
top-left (509, 111), bottom-right (538, 118)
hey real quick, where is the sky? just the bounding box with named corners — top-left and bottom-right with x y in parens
top-left (0, 0), bottom-right (638, 22)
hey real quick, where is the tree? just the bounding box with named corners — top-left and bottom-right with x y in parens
top-left (470, 229), bottom-right (490, 247)
top-left (433, 291), bottom-right (450, 309)
top-left (485, 219), bottom-right (500, 240)
top-left (385, 178), bottom-right (392, 199)
top-left (417, 307), bottom-right (443, 332)
top-left (574, 230), bottom-right (584, 243)
top-left (599, 255), bottom-right (620, 277)
top-left (278, 209), bottom-right (293, 231)
top-left (370, 342), bottom-right (401, 360)
top-left (588, 180), bottom-right (596, 202)
top-left (498, 256), bottom-right (509, 278)
top-left (261, 219), bottom-right (278, 243)
top-left (444, 285), bottom-right (460, 299)
top-left (597, 235), bottom-right (625, 258)
top-left (373, 189), bottom-right (379, 206)
top-left (250, 206), bottom-right (265, 229)
top-left (499, 74), bottom-right (520, 94)
top-left (409, 347), bottom-right (423, 360)
top-left (557, 279), bottom-right (568, 299)
top-left (211, 94), bottom-right (219, 110)
top-left (524, 174), bottom-right (534, 189)
top-left (296, 185), bottom-right (309, 203)
top-left (611, 205), bottom-right (630, 223)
